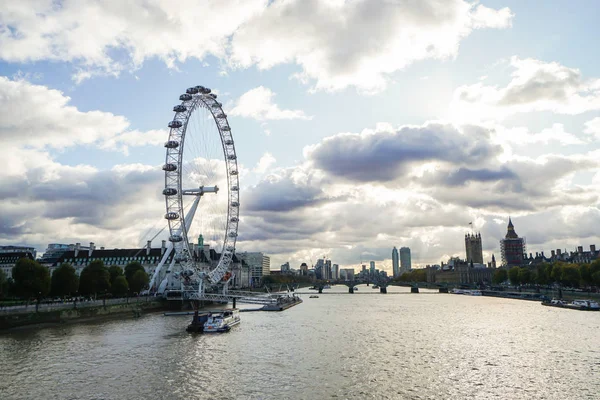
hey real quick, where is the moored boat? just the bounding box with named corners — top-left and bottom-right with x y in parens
top-left (309, 295), bottom-right (319, 298)
top-left (542, 299), bottom-right (600, 311)
top-left (203, 309), bottom-right (241, 332)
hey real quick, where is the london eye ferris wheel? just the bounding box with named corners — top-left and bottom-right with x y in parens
top-left (149, 85), bottom-right (239, 296)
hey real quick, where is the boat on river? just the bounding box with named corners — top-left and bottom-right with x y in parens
top-left (451, 289), bottom-right (482, 296)
top-left (309, 295), bottom-right (319, 298)
top-left (204, 309), bottom-right (241, 332)
top-left (542, 299), bottom-right (600, 311)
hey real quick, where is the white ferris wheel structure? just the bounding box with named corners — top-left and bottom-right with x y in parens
top-left (148, 85), bottom-right (239, 299)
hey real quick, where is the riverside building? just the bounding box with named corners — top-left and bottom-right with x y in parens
top-left (465, 233), bottom-right (483, 264)
top-left (500, 218), bottom-right (526, 266)
top-left (400, 247), bottom-right (411, 274)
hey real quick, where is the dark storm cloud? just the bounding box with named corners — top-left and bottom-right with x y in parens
top-left (307, 123), bottom-right (501, 182)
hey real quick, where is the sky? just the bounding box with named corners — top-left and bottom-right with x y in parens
top-left (1, 0), bottom-right (599, 272)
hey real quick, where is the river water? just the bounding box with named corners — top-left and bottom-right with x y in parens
top-left (1, 285), bottom-right (599, 400)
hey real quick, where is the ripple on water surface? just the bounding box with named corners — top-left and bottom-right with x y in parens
top-left (1, 286), bottom-right (599, 400)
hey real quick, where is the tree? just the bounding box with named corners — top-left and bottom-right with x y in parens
top-left (0, 269), bottom-right (7, 298)
top-left (579, 264), bottom-right (592, 286)
top-left (111, 276), bottom-right (129, 297)
top-left (561, 265), bottom-right (581, 288)
top-left (125, 261), bottom-right (144, 282)
top-left (508, 266), bottom-right (520, 285)
top-left (492, 269), bottom-right (508, 284)
top-left (518, 268), bottom-right (531, 285)
top-left (108, 265), bottom-right (124, 285)
top-left (11, 258), bottom-right (51, 300)
top-left (51, 263), bottom-right (79, 297)
top-left (79, 260), bottom-right (111, 297)
top-left (536, 263), bottom-right (551, 285)
top-left (129, 269), bottom-right (149, 294)
top-left (551, 263), bottom-right (564, 284)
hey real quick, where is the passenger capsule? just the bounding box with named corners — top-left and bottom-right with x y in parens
top-left (227, 154), bottom-right (237, 160)
top-left (202, 87), bottom-right (211, 94)
top-left (224, 139), bottom-right (233, 145)
top-left (209, 93), bottom-right (217, 99)
top-left (221, 126), bottom-right (231, 132)
top-left (186, 87), bottom-right (199, 94)
top-left (179, 93), bottom-right (192, 101)
top-left (216, 113), bottom-right (227, 118)
top-left (231, 186), bottom-right (239, 191)
top-left (162, 163), bottom-right (177, 172)
top-left (230, 217), bottom-right (239, 222)
top-left (231, 201), bottom-right (239, 207)
top-left (230, 170), bottom-right (238, 175)
top-left (195, 85), bottom-right (206, 92)
top-left (164, 140), bottom-right (179, 148)
top-left (164, 212), bottom-right (179, 220)
top-left (168, 120), bottom-right (182, 129)
top-left (173, 105), bottom-right (187, 113)
top-left (228, 232), bottom-right (238, 238)
top-left (169, 235), bottom-right (183, 242)
top-left (163, 188), bottom-right (178, 196)
top-left (211, 102), bottom-right (222, 108)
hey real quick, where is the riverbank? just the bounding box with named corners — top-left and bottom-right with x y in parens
top-left (0, 300), bottom-right (168, 331)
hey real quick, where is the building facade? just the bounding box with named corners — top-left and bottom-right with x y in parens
top-left (0, 250), bottom-right (36, 279)
top-left (400, 247), bottom-right (411, 273)
top-left (237, 252), bottom-right (270, 287)
top-left (465, 233), bottom-right (483, 264)
top-left (392, 247), bottom-right (399, 278)
top-left (500, 218), bottom-right (526, 267)
top-left (426, 258), bottom-right (493, 285)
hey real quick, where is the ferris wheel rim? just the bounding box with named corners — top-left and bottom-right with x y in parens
top-left (162, 85), bottom-right (239, 281)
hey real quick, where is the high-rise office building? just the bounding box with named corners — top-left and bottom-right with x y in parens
top-left (332, 264), bottom-right (339, 280)
top-left (392, 247), bottom-right (399, 278)
top-left (400, 247), bottom-right (411, 273)
top-left (369, 261), bottom-right (375, 276)
top-left (465, 233), bottom-right (483, 264)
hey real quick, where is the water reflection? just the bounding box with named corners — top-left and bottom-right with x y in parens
top-left (1, 284), bottom-right (599, 399)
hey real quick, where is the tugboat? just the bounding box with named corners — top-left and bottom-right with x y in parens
top-left (203, 309), bottom-right (241, 333)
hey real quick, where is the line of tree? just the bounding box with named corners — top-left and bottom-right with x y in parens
top-left (493, 259), bottom-right (600, 287)
top-left (393, 269), bottom-right (427, 283)
top-left (4, 258), bottom-right (150, 301)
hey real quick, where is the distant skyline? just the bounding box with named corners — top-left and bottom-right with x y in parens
top-left (1, 1), bottom-right (599, 272)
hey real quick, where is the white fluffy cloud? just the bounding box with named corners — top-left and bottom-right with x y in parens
top-left (495, 123), bottom-right (585, 146)
top-left (0, 0), bottom-right (267, 81)
top-left (584, 117), bottom-right (600, 140)
top-left (230, 1), bottom-right (512, 92)
top-left (229, 86), bottom-right (312, 121)
top-left (253, 152), bottom-right (277, 174)
top-left (0, 77), bottom-right (166, 153)
top-left (0, 1), bottom-right (512, 91)
top-left (450, 57), bottom-right (600, 122)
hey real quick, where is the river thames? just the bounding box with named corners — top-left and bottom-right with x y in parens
top-left (1, 285), bottom-right (599, 400)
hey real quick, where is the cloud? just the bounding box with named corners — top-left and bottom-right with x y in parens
top-left (253, 152), bottom-right (276, 174)
top-left (450, 57), bottom-right (600, 122)
top-left (0, 77), bottom-right (166, 153)
top-left (0, 0), bottom-right (267, 82)
top-left (495, 123), bottom-right (585, 146)
top-left (304, 123), bottom-right (501, 182)
top-left (229, 86), bottom-right (312, 121)
top-left (230, 1), bottom-right (513, 92)
top-left (584, 117), bottom-right (600, 140)
top-left (0, 1), bottom-right (512, 91)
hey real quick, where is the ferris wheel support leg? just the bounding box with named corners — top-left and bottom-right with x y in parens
top-left (149, 242), bottom-right (173, 293)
